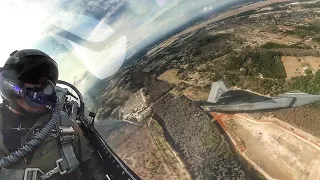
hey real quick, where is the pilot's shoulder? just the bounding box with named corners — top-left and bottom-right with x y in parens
top-left (0, 103), bottom-right (5, 113)
top-left (0, 103), bottom-right (4, 125)
top-left (59, 111), bottom-right (82, 132)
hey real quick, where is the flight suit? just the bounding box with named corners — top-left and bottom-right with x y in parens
top-left (0, 105), bottom-right (106, 180)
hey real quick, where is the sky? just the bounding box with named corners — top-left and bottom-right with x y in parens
top-left (0, 0), bottom-right (239, 90)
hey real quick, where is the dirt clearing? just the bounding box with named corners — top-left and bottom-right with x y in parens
top-left (257, 32), bottom-right (302, 45)
top-left (281, 36), bottom-right (302, 44)
top-left (157, 69), bottom-right (183, 85)
top-left (183, 88), bottom-right (209, 101)
top-left (240, 30), bottom-right (302, 47)
top-left (281, 56), bottom-right (320, 78)
top-left (281, 56), bottom-right (302, 79)
top-left (260, 106), bottom-right (320, 139)
top-left (301, 56), bottom-right (320, 71)
top-left (221, 114), bottom-right (320, 180)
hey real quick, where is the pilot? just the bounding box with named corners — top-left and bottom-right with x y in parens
top-left (0, 49), bottom-right (105, 179)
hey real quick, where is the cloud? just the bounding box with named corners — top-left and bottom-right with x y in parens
top-left (61, 0), bottom-right (129, 24)
top-left (154, 0), bottom-right (167, 7)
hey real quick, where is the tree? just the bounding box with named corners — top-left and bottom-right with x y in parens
top-left (315, 70), bottom-right (320, 83)
top-left (305, 69), bottom-right (312, 75)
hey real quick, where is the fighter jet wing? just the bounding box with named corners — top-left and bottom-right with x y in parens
top-left (193, 81), bottom-right (320, 113)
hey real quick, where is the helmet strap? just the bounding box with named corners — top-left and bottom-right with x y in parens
top-left (5, 99), bottom-right (49, 116)
top-left (6, 101), bottom-right (28, 115)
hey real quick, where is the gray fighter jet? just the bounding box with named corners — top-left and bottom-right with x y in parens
top-left (194, 81), bottom-right (320, 113)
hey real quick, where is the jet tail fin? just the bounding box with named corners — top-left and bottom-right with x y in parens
top-left (207, 81), bottom-right (228, 103)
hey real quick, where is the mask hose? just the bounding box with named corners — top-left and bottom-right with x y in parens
top-left (0, 97), bottom-right (62, 168)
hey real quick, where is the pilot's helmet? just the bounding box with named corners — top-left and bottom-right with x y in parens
top-left (0, 49), bottom-right (59, 105)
